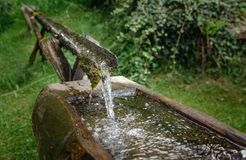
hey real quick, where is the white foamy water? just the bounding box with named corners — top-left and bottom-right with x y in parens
top-left (98, 61), bottom-right (115, 119)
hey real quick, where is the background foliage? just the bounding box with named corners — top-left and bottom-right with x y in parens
top-left (108, 0), bottom-right (246, 83)
top-left (0, 1), bottom-right (13, 33)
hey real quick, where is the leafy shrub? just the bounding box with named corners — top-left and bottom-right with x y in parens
top-left (0, 1), bottom-right (14, 33)
top-left (110, 0), bottom-right (245, 82)
top-left (68, 0), bottom-right (116, 8)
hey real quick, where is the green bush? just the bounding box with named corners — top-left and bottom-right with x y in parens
top-left (68, 0), bottom-right (116, 8)
top-left (110, 0), bottom-right (245, 82)
top-left (0, 1), bottom-right (14, 33)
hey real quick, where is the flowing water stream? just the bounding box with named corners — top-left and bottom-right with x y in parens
top-left (98, 61), bottom-right (115, 119)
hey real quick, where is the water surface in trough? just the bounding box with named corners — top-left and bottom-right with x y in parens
top-left (78, 95), bottom-right (245, 160)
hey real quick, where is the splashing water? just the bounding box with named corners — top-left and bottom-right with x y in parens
top-left (98, 61), bottom-right (115, 119)
top-left (78, 46), bottom-right (115, 119)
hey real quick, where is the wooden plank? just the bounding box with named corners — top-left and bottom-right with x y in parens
top-left (20, 5), bottom-right (33, 31)
top-left (29, 27), bottom-right (46, 65)
top-left (39, 37), bottom-right (72, 81)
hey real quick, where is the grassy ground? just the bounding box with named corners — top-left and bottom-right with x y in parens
top-left (0, 2), bottom-right (245, 160)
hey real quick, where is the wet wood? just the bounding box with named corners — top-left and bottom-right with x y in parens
top-left (72, 57), bottom-right (84, 80)
top-left (39, 37), bottom-right (72, 81)
top-left (22, 4), bottom-right (117, 84)
top-left (29, 27), bottom-right (46, 65)
top-left (33, 86), bottom-right (112, 160)
top-left (35, 16), bottom-right (117, 71)
top-left (22, 4), bottom-right (117, 72)
top-left (21, 5), bottom-right (33, 31)
top-left (30, 16), bottom-right (43, 40)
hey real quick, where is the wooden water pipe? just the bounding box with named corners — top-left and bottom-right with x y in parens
top-left (21, 4), bottom-right (117, 82)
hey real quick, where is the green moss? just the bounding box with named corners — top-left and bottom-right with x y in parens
top-left (79, 57), bottom-right (101, 89)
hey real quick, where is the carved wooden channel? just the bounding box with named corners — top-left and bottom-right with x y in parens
top-left (21, 4), bottom-right (117, 82)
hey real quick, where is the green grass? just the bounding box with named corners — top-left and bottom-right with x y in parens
top-left (0, 1), bottom-right (245, 160)
top-left (148, 71), bottom-right (246, 132)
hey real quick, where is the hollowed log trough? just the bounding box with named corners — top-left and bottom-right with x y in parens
top-left (33, 76), bottom-right (246, 159)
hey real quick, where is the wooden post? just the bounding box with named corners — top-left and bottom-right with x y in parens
top-left (21, 5), bottom-right (33, 31)
top-left (72, 57), bottom-right (84, 80)
top-left (29, 27), bottom-right (46, 65)
top-left (39, 37), bottom-right (72, 81)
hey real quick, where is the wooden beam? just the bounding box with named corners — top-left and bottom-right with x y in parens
top-left (39, 37), bottom-right (72, 81)
top-left (29, 27), bottom-right (46, 65)
top-left (22, 4), bottom-right (117, 72)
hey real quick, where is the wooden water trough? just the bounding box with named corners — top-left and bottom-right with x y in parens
top-left (21, 4), bottom-right (246, 160)
top-left (34, 76), bottom-right (246, 159)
